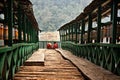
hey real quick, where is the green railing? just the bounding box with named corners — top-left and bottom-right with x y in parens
top-left (62, 41), bottom-right (120, 75)
top-left (0, 43), bottom-right (39, 80)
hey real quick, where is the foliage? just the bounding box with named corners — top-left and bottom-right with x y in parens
top-left (30, 0), bottom-right (92, 31)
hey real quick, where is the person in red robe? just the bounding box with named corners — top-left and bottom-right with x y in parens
top-left (47, 43), bottom-right (52, 49)
top-left (53, 42), bottom-right (58, 49)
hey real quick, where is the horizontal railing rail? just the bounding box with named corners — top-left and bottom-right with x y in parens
top-left (61, 41), bottom-right (120, 76)
top-left (0, 43), bottom-right (39, 80)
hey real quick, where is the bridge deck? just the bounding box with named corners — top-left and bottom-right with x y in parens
top-left (56, 49), bottom-right (120, 80)
top-left (14, 49), bottom-right (84, 80)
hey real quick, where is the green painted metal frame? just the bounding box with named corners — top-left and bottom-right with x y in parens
top-left (0, 43), bottom-right (39, 79)
top-left (88, 13), bottom-right (92, 43)
top-left (61, 41), bottom-right (120, 76)
top-left (8, 0), bottom-right (13, 46)
top-left (75, 22), bottom-right (78, 43)
top-left (81, 19), bottom-right (85, 44)
top-left (18, 3), bottom-right (22, 43)
top-left (0, 0), bottom-right (40, 79)
top-left (112, 0), bottom-right (118, 43)
top-left (96, 5), bottom-right (101, 43)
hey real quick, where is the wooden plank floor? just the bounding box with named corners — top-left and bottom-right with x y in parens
top-left (13, 49), bottom-right (84, 80)
top-left (56, 49), bottom-right (120, 80)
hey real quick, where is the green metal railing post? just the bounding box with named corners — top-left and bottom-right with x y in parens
top-left (68, 25), bottom-right (70, 41)
top-left (18, 3), bottom-right (22, 43)
top-left (111, 0), bottom-right (118, 43)
top-left (70, 25), bottom-right (72, 41)
top-left (8, 0), bottom-right (13, 46)
top-left (26, 18), bottom-right (29, 43)
top-left (28, 19), bottom-right (31, 43)
top-left (23, 14), bottom-right (26, 42)
top-left (88, 13), bottom-right (92, 43)
top-left (61, 30), bottom-right (63, 41)
top-left (81, 19), bottom-right (85, 44)
top-left (63, 29), bottom-right (65, 41)
top-left (97, 5), bottom-right (101, 43)
top-left (75, 22), bottom-right (78, 43)
top-left (29, 21), bottom-right (32, 43)
top-left (61, 30), bottom-right (62, 41)
top-left (37, 31), bottom-right (39, 42)
top-left (60, 30), bottom-right (62, 41)
top-left (72, 24), bottom-right (73, 42)
top-left (3, 1), bottom-right (8, 45)
top-left (59, 30), bottom-right (61, 41)
top-left (66, 28), bottom-right (67, 41)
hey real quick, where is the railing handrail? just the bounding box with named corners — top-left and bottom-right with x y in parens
top-left (62, 41), bottom-right (120, 47)
top-left (61, 41), bottom-right (120, 76)
top-left (0, 43), bottom-right (38, 53)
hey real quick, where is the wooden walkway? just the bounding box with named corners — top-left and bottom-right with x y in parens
top-left (13, 49), bottom-right (84, 80)
top-left (56, 49), bottom-right (120, 80)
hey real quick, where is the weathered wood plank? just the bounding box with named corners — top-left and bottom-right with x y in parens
top-left (24, 49), bottom-right (45, 66)
top-left (56, 49), bottom-right (120, 80)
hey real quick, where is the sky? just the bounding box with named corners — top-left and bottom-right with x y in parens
top-left (30, 0), bottom-right (92, 31)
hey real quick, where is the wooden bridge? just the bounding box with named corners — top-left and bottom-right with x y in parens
top-left (0, 0), bottom-right (120, 80)
top-left (14, 49), bottom-right (84, 80)
top-left (13, 49), bottom-right (120, 80)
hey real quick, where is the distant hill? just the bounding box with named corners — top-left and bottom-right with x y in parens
top-left (30, 0), bottom-right (92, 31)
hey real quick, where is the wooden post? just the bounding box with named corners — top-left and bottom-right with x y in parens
top-left (111, 0), bottom-right (117, 43)
top-left (97, 5), bottom-right (101, 43)
top-left (8, 0), bottom-right (13, 46)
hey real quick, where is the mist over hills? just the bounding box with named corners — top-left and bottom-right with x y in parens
top-left (30, 0), bottom-right (92, 31)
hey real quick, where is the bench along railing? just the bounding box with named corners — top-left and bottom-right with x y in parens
top-left (61, 41), bottom-right (120, 76)
top-left (0, 43), bottom-right (39, 80)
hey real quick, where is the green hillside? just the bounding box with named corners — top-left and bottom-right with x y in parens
top-left (30, 0), bottom-right (92, 31)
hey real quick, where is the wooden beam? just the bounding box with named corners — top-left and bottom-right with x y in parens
top-left (101, 0), bottom-right (111, 7)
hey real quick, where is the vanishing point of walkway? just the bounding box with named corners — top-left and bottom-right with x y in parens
top-left (14, 49), bottom-right (84, 80)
